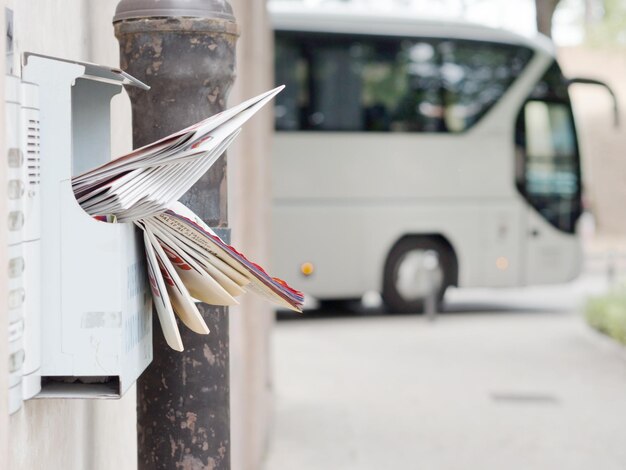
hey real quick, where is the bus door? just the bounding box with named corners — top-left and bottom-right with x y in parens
top-left (515, 63), bottom-right (584, 285)
top-left (515, 62), bottom-right (620, 285)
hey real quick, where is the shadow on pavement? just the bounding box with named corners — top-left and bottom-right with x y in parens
top-left (276, 299), bottom-right (569, 321)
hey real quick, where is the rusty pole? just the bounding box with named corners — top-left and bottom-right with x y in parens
top-left (113, 2), bottom-right (238, 468)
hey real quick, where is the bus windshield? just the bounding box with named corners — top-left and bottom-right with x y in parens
top-left (515, 62), bottom-right (582, 234)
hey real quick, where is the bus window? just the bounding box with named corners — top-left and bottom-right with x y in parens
top-left (439, 40), bottom-right (533, 132)
top-left (309, 45), bottom-right (367, 130)
top-left (274, 31), bottom-right (533, 133)
top-left (275, 37), bottom-right (308, 130)
top-left (515, 63), bottom-right (582, 233)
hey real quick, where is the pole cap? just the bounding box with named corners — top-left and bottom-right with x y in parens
top-left (113, 0), bottom-right (234, 22)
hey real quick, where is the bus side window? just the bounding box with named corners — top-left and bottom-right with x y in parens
top-left (274, 32), bottom-right (532, 134)
top-left (309, 46), bottom-right (365, 131)
top-left (275, 38), bottom-right (307, 131)
top-left (391, 40), bottom-right (446, 132)
top-left (440, 40), bottom-right (533, 132)
top-left (364, 103), bottom-right (391, 132)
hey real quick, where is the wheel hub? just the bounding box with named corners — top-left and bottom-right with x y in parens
top-left (395, 249), bottom-right (443, 301)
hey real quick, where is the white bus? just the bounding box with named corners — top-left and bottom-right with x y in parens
top-left (269, 6), bottom-right (611, 312)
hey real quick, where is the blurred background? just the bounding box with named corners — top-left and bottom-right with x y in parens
top-left (264, 0), bottom-right (626, 469)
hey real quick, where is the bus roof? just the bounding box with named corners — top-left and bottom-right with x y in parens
top-left (269, 3), bottom-right (555, 57)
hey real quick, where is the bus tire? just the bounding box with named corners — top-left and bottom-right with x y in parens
top-left (382, 236), bottom-right (455, 313)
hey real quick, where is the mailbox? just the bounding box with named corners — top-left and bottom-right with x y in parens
top-left (2, 53), bottom-right (154, 403)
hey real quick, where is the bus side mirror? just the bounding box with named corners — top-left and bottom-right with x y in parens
top-left (567, 77), bottom-right (620, 128)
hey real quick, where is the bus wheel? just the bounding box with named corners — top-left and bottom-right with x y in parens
top-left (382, 237), bottom-right (454, 313)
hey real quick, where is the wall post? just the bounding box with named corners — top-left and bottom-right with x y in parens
top-left (114, 2), bottom-right (238, 468)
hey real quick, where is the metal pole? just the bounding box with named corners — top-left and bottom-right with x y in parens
top-left (114, 2), bottom-right (238, 469)
top-left (423, 250), bottom-right (439, 321)
top-left (607, 249), bottom-right (617, 290)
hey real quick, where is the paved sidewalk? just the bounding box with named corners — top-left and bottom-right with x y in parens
top-left (264, 277), bottom-right (626, 470)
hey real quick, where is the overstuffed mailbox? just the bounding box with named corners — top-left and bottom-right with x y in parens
top-left (20, 53), bottom-right (153, 399)
top-left (8, 53), bottom-right (304, 410)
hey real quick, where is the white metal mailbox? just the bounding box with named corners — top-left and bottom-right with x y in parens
top-left (20, 79), bottom-right (41, 401)
top-left (17, 53), bottom-right (153, 399)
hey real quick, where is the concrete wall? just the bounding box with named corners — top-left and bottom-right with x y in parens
top-left (1, 1), bottom-right (273, 469)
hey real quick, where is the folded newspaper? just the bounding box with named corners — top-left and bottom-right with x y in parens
top-left (73, 86), bottom-right (303, 351)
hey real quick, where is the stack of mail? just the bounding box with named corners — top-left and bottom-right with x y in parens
top-left (73, 87), bottom-right (282, 222)
top-left (73, 87), bottom-right (303, 351)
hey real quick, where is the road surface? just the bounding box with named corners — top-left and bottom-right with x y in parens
top-left (264, 275), bottom-right (626, 470)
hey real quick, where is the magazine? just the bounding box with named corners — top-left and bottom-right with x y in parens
top-left (75, 87), bottom-right (303, 351)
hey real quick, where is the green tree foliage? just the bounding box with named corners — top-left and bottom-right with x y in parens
top-left (586, 290), bottom-right (626, 345)
top-left (585, 0), bottom-right (626, 47)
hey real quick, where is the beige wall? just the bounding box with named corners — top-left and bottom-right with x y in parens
top-left (6, 2), bottom-right (138, 469)
top-left (1, 1), bottom-right (273, 469)
top-left (558, 46), bottom-right (626, 236)
top-left (228, 2), bottom-right (275, 468)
